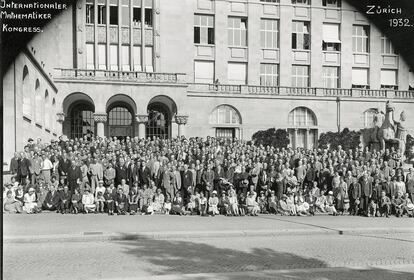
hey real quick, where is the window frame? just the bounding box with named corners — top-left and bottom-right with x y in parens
top-left (292, 65), bottom-right (310, 87)
top-left (260, 19), bottom-right (279, 49)
top-left (194, 14), bottom-right (215, 45)
top-left (322, 66), bottom-right (340, 88)
top-left (352, 25), bottom-right (369, 53)
top-left (228, 17), bottom-right (248, 47)
top-left (260, 64), bottom-right (279, 86)
top-left (292, 21), bottom-right (310, 50)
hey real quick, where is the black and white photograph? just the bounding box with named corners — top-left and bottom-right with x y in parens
top-left (1, 0), bottom-right (414, 279)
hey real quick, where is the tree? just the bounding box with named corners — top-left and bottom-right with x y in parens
top-left (252, 128), bottom-right (290, 148)
top-left (318, 128), bottom-right (361, 150)
top-left (406, 134), bottom-right (414, 163)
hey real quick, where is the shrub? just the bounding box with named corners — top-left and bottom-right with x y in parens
top-left (252, 128), bottom-right (290, 148)
top-left (318, 128), bottom-right (361, 150)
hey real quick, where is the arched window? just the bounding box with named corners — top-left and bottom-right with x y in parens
top-left (288, 107), bottom-right (318, 149)
top-left (108, 106), bottom-right (133, 139)
top-left (44, 90), bottom-right (50, 128)
top-left (210, 105), bottom-right (241, 125)
top-left (363, 108), bottom-right (377, 128)
top-left (210, 105), bottom-right (241, 139)
top-left (22, 66), bottom-right (31, 116)
top-left (34, 79), bottom-right (42, 124)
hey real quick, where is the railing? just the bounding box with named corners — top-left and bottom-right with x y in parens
top-left (57, 69), bottom-right (187, 84)
top-left (280, 86), bottom-right (316, 96)
top-left (208, 84), bottom-right (241, 93)
top-left (248, 85), bottom-right (280, 95)
top-left (322, 88), bottom-right (352, 97)
top-left (359, 89), bottom-right (387, 98)
top-left (394, 90), bottom-right (414, 99)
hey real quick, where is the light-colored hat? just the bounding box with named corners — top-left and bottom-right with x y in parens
top-left (28, 187), bottom-right (35, 192)
top-left (212, 190), bottom-right (217, 195)
top-left (328, 191), bottom-right (333, 195)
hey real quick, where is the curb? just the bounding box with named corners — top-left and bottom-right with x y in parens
top-left (4, 227), bottom-right (414, 243)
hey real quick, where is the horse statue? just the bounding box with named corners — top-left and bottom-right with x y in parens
top-left (378, 101), bottom-right (407, 156)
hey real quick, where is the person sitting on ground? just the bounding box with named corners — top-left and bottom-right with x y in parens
top-left (187, 192), bottom-right (197, 215)
top-left (295, 189), bottom-right (309, 216)
top-left (238, 192), bottom-right (247, 216)
top-left (393, 192), bottom-right (405, 217)
top-left (198, 192), bottom-right (207, 216)
top-left (3, 190), bottom-right (23, 213)
top-left (286, 192), bottom-right (297, 216)
top-left (403, 193), bottom-right (414, 217)
top-left (257, 191), bottom-right (268, 214)
top-left (227, 189), bottom-right (239, 216)
top-left (152, 188), bottom-right (165, 213)
top-left (246, 191), bottom-right (260, 216)
top-left (128, 188), bottom-right (139, 215)
top-left (315, 192), bottom-right (327, 213)
top-left (171, 192), bottom-right (186, 215)
top-left (305, 190), bottom-right (316, 216)
top-left (58, 185), bottom-right (71, 214)
top-left (268, 190), bottom-right (278, 214)
top-left (71, 188), bottom-right (82, 214)
top-left (141, 198), bottom-right (154, 215)
top-left (95, 190), bottom-right (105, 213)
top-left (24, 187), bottom-right (41, 214)
top-left (208, 190), bottom-right (219, 216)
top-left (14, 185), bottom-right (25, 206)
top-left (277, 194), bottom-right (290, 215)
top-left (379, 191), bottom-right (391, 218)
top-left (367, 198), bottom-right (377, 217)
top-left (95, 180), bottom-right (106, 203)
top-left (325, 191), bottom-right (337, 216)
top-left (104, 184), bottom-right (116, 215)
top-left (42, 185), bottom-right (60, 211)
top-left (164, 195), bottom-right (172, 215)
top-left (3, 183), bottom-right (15, 200)
top-left (82, 188), bottom-right (96, 214)
top-left (115, 188), bottom-right (127, 215)
top-left (218, 191), bottom-right (230, 215)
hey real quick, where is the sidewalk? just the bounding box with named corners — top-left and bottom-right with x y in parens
top-left (3, 213), bottom-right (414, 243)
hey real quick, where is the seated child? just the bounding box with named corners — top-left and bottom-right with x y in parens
top-left (198, 192), bottom-right (207, 216)
top-left (58, 185), bottom-right (72, 214)
top-left (3, 190), bottom-right (23, 213)
top-left (115, 188), bottom-right (127, 215)
top-left (164, 195), bottom-right (172, 215)
top-left (82, 188), bottom-right (96, 213)
top-left (95, 190), bottom-right (105, 213)
top-left (104, 184), bottom-right (116, 215)
top-left (218, 192), bottom-right (230, 215)
top-left (71, 188), bottom-right (82, 214)
top-left (368, 198), bottom-right (377, 217)
top-left (128, 188), bottom-right (139, 215)
top-left (246, 191), bottom-right (260, 216)
top-left (238, 193), bottom-right (247, 216)
top-left (257, 191), bottom-right (268, 214)
top-left (208, 191), bottom-right (219, 216)
top-left (141, 198), bottom-right (154, 215)
top-left (227, 191), bottom-right (239, 216)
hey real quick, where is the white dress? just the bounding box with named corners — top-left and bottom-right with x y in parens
top-left (23, 193), bottom-right (37, 213)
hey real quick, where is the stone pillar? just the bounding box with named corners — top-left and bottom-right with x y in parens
top-left (56, 112), bottom-right (66, 136)
top-left (175, 115), bottom-right (189, 137)
top-left (94, 113), bottom-right (107, 138)
top-left (136, 114), bottom-right (148, 139)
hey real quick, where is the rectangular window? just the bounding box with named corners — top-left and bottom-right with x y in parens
top-left (110, 0), bottom-right (118, 25)
top-left (86, 0), bottom-right (95, 24)
top-left (132, 0), bottom-right (141, 27)
top-left (322, 0), bottom-right (340, 7)
top-left (260, 0), bottom-right (279, 3)
top-left (292, 65), bottom-right (309, 87)
top-left (353, 25), bottom-right (369, 53)
top-left (97, 0), bottom-right (106, 24)
top-left (133, 46), bottom-right (141, 71)
top-left (228, 17), bottom-right (247, 47)
top-left (110, 45), bottom-right (118, 70)
top-left (216, 128), bottom-right (235, 139)
top-left (380, 69), bottom-right (397, 89)
top-left (352, 68), bottom-right (369, 88)
top-left (121, 0), bottom-right (130, 26)
top-left (260, 64), bottom-right (279, 86)
top-left (194, 61), bottom-right (214, 83)
top-left (145, 46), bottom-right (153, 72)
top-left (98, 44), bottom-right (106, 70)
top-left (292, 21), bottom-right (310, 50)
top-left (228, 62), bottom-right (247, 85)
top-left (194, 14), bottom-right (214, 45)
top-left (381, 34), bottom-right (396, 54)
top-left (260, 19), bottom-right (279, 49)
top-left (292, 0), bottom-right (310, 5)
top-left (323, 66), bottom-right (339, 88)
top-left (145, 9), bottom-right (153, 27)
top-left (86, 43), bottom-right (95, 69)
top-left (121, 45), bottom-right (130, 71)
top-left (322, 23), bottom-right (340, 51)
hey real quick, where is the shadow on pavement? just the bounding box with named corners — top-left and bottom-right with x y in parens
top-left (114, 234), bottom-right (414, 280)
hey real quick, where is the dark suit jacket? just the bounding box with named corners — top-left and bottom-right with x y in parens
top-left (182, 170), bottom-right (193, 188)
top-left (67, 166), bottom-right (82, 190)
top-left (59, 190), bottom-right (72, 202)
top-left (19, 158), bottom-right (31, 176)
top-left (127, 163), bottom-right (140, 185)
top-left (350, 182), bottom-right (361, 199)
top-left (10, 157), bottom-right (19, 174)
top-left (58, 159), bottom-right (71, 176)
top-left (360, 179), bottom-right (372, 197)
top-left (43, 191), bottom-right (60, 207)
top-left (140, 166), bottom-right (151, 186)
top-left (115, 165), bottom-right (128, 186)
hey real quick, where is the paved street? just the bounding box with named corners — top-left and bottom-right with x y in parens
top-left (3, 214), bottom-right (414, 279)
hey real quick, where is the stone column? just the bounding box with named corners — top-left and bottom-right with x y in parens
top-left (94, 113), bottom-right (107, 138)
top-left (56, 112), bottom-right (66, 136)
top-left (175, 115), bottom-right (189, 138)
top-left (136, 114), bottom-right (148, 139)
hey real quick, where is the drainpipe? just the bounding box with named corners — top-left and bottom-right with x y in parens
top-left (336, 97), bottom-right (341, 132)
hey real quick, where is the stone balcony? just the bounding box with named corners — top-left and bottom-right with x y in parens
top-left (55, 68), bottom-right (187, 84)
top-left (188, 83), bottom-right (414, 100)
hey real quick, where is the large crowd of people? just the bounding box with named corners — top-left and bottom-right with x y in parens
top-left (3, 136), bottom-right (414, 218)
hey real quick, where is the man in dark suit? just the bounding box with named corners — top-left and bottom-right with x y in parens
top-left (360, 173), bottom-right (372, 216)
top-left (19, 152), bottom-right (31, 184)
top-left (127, 159), bottom-right (140, 188)
top-left (42, 185), bottom-right (60, 211)
top-left (115, 158), bottom-right (128, 187)
top-left (67, 161), bottom-right (82, 192)
top-left (349, 177), bottom-right (361, 215)
top-left (182, 164), bottom-right (193, 200)
top-left (58, 153), bottom-right (71, 182)
top-left (9, 152), bottom-right (20, 178)
top-left (140, 162), bottom-right (152, 187)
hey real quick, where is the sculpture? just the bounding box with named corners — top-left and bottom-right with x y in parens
top-left (378, 101), bottom-right (406, 156)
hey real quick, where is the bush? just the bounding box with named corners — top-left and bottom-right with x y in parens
top-left (318, 128), bottom-right (361, 150)
top-left (406, 134), bottom-right (414, 161)
top-left (252, 128), bottom-right (290, 148)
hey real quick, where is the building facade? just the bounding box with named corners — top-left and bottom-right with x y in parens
top-left (3, 0), bottom-right (414, 169)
